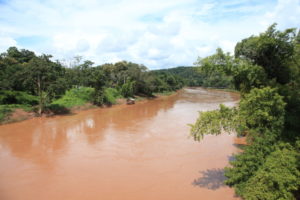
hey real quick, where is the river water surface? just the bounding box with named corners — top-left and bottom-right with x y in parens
top-left (0, 88), bottom-right (241, 200)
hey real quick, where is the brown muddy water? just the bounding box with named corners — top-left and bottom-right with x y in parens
top-left (0, 88), bottom-right (241, 200)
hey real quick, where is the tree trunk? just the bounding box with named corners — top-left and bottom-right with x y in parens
top-left (37, 75), bottom-right (42, 116)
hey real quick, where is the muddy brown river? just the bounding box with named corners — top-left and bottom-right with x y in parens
top-left (0, 88), bottom-right (241, 200)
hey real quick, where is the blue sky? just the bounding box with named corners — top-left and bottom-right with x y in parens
top-left (0, 0), bottom-right (299, 69)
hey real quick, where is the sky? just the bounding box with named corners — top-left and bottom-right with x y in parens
top-left (0, 0), bottom-right (299, 69)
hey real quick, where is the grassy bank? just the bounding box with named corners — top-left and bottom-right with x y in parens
top-left (0, 87), bottom-right (180, 125)
top-left (0, 90), bottom-right (38, 123)
top-left (0, 104), bottom-right (33, 123)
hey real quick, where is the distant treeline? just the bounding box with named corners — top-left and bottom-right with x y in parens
top-left (0, 48), bottom-right (192, 118)
top-left (153, 66), bottom-right (232, 88)
top-left (0, 44), bottom-right (234, 120)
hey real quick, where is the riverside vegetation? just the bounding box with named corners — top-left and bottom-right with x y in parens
top-left (190, 24), bottom-right (300, 199)
top-left (0, 45), bottom-right (231, 123)
top-left (0, 53), bottom-right (186, 122)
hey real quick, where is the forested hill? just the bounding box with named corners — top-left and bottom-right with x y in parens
top-left (151, 66), bottom-right (203, 86)
top-left (152, 66), bottom-right (233, 88)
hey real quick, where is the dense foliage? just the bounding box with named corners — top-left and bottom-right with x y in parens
top-left (0, 48), bottom-right (185, 119)
top-left (51, 87), bottom-right (95, 108)
top-left (191, 24), bottom-right (300, 199)
top-left (154, 66), bottom-right (232, 88)
top-left (0, 45), bottom-right (231, 121)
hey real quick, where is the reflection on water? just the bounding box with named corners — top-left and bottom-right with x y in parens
top-left (0, 88), bottom-right (240, 200)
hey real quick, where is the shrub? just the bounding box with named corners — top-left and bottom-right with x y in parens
top-left (46, 104), bottom-right (70, 114)
top-left (121, 81), bottom-right (135, 97)
top-left (239, 87), bottom-right (286, 135)
top-left (65, 87), bottom-right (94, 102)
top-left (0, 105), bottom-right (12, 121)
top-left (103, 88), bottom-right (122, 105)
top-left (51, 87), bottom-right (94, 108)
top-left (242, 143), bottom-right (300, 200)
top-left (0, 90), bottom-right (38, 105)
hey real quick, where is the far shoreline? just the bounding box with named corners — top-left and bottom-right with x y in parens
top-left (0, 90), bottom-right (180, 126)
top-left (0, 87), bottom-right (240, 126)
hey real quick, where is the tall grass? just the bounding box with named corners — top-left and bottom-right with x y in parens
top-left (51, 87), bottom-right (94, 108)
top-left (103, 88), bottom-right (122, 104)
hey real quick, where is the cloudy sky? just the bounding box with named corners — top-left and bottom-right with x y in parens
top-left (0, 0), bottom-right (299, 69)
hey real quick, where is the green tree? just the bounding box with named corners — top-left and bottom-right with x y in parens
top-left (121, 80), bottom-right (135, 97)
top-left (190, 24), bottom-right (300, 199)
top-left (22, 55), bottom-right (64, 115)
top-left (235, 23), bottom-right (296, 84)
top-left (239, 87), bottom-right (286, 135)
top-left (190, 87), bottom-right (285, 140)
top-left (6, 47), bottom-right (35, 63)
top-left (229, 60), bottom-right (267, 93)
top-left (242, 143), bottom-right (300, 200)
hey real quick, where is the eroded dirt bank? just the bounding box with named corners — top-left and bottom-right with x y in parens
top-left (0, 88), bottom-right (240, 200)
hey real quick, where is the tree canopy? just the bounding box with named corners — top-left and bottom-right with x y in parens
top-left (191, 24), bottom-right (300, 200)
top-left (0, 47), bottom-right (187, 116)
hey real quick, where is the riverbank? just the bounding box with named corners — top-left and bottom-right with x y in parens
top-left (0, 87), bottom-right (240, 200)
top-left (0, 90), bottom-right (179, 125)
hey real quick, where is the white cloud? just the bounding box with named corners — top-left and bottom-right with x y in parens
top-left (0, 0), bottom-right (299, 69)
top-left (0, 37), bottom-right (17, 52)
top-left (262, 0), bottom-right (300, 28)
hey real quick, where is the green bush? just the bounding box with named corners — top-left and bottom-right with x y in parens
top-left (225, 135), bottom-right (276, 193)
top-left (93, 89), bottom-right (104, 106)
top-left (121, 81), bottom-right (135, 97)
top-left (0, 90), bottom-right (38, 105)
top-left (46, 104), bottom-right (70, 114)
top-left (103, 87), bottom-right (122, 105)
top-left (51, 87), bottom-right (94, 108)
top-left (0, 105), bottom-right (12, 121)
top-left (65, 87), bottom-right (94, 101)
top-left (239, 87), bottom-right (286, 135)
top-left (242, 143), bottom-right (300, 200)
